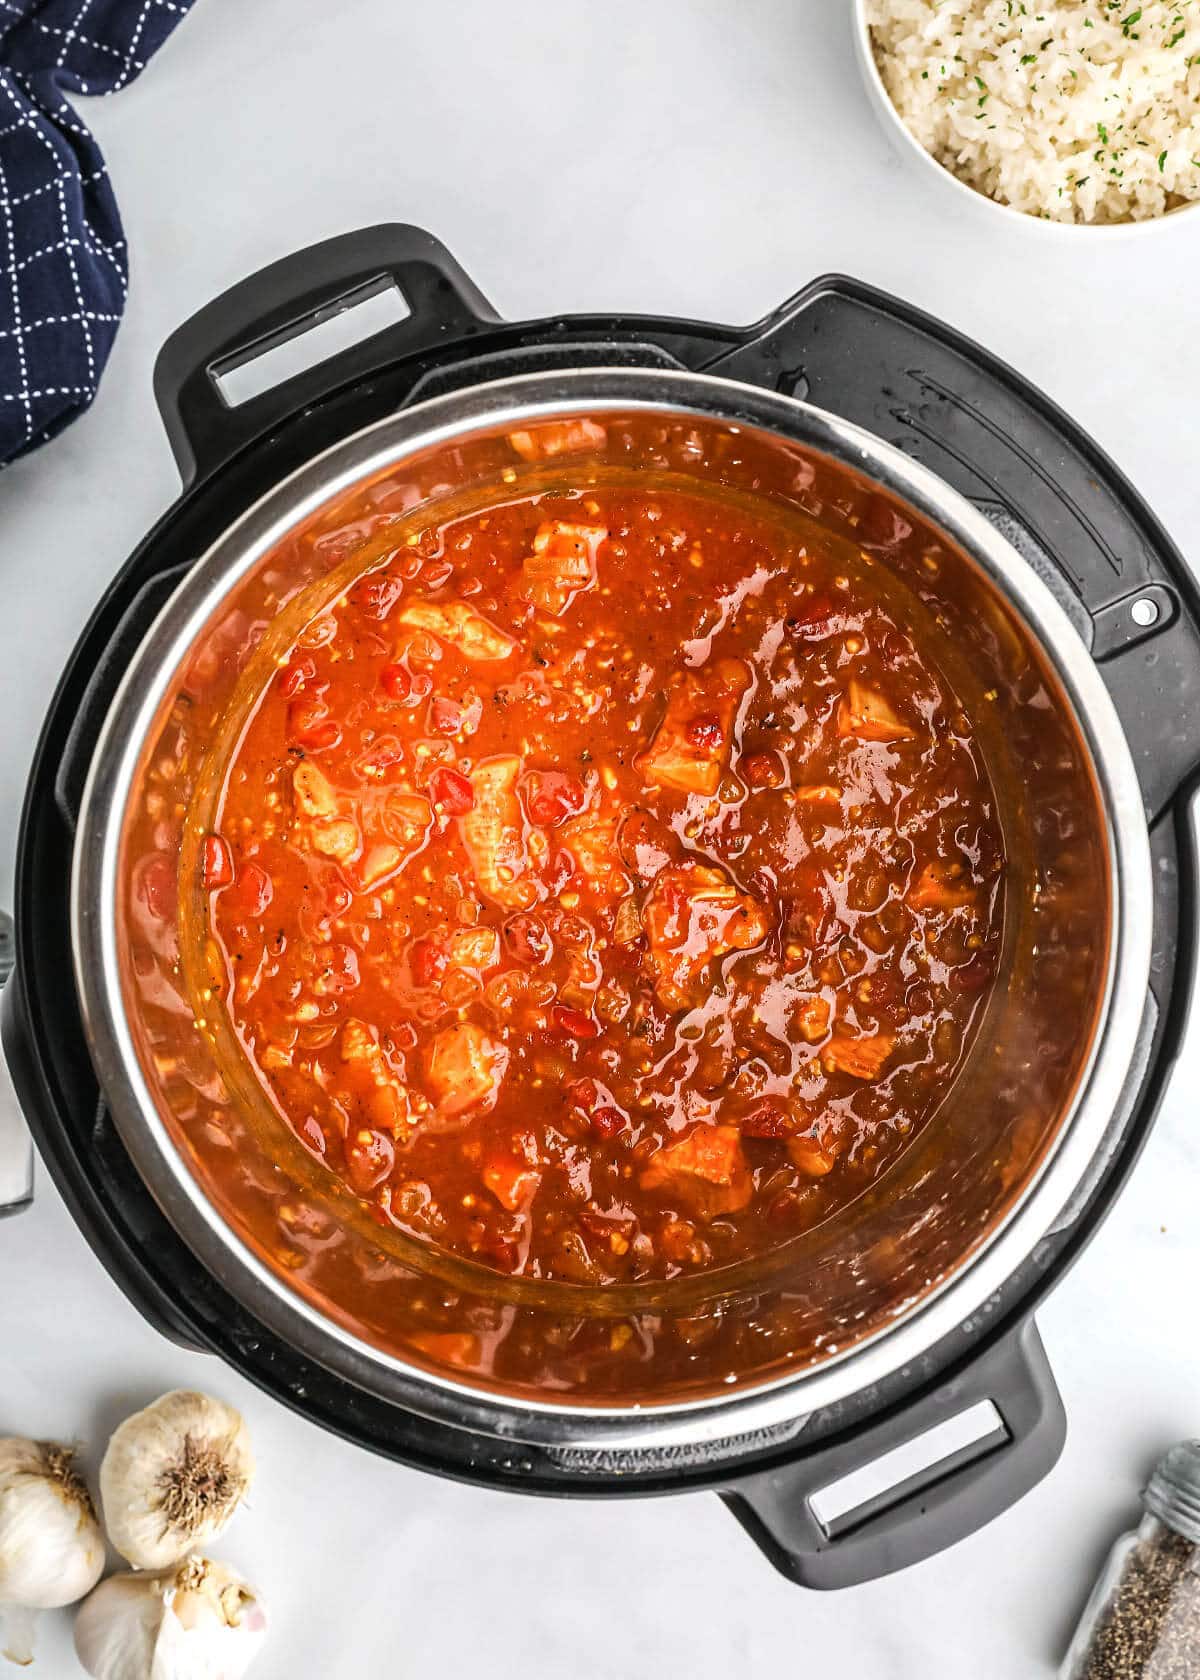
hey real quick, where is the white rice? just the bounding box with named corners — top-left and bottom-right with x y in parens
top-left (866, 0), bottom-right (1200, 223)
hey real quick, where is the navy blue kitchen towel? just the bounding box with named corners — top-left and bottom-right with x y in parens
top-left (0, 0), bottom-right (196, 467)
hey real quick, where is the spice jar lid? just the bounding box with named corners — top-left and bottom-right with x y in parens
top-left (1144, 1440), bottom-right (1200, 1543)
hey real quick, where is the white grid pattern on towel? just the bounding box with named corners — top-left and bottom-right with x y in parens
top-left (0, 0), bottom-right (185, 457)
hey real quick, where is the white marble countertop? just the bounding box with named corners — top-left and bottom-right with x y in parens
top-left (2, 1), bottom-right (1199, 1674)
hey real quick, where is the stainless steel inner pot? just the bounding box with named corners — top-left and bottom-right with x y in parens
top-left (70, 367), bottom-right (1152, 1450)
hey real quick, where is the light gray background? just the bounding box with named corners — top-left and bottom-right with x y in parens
top-left (2, 2), bottom-right (1198, 1675)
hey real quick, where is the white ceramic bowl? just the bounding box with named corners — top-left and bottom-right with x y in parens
top-left (852, 0), bottom-right (1200, 238)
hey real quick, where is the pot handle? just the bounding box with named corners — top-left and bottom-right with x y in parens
top-left (722, 1318), bottom-right (1065, 1589)
top-left (0, 913), bottom-right (33, 1217)
top-left (153, 224), bottom-right (501, 487)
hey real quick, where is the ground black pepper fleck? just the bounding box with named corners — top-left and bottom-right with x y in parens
top-left (1070, 1526), bottom-right (1200, 1680)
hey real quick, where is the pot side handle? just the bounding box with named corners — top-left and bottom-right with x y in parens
top-left (0, 912), bottom-right (33, 1217)
top-left (153, 224), bottom-right (502, 488)
top-left (722, 1318), bottom-right (1064, 1589)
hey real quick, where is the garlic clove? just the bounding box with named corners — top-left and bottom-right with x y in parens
top-left (100, 1392), bottom-right (254, 1572)
top-left (75, 1556), bottom-right (267, 1680)
top-left (0, 1438), bottom-right (106, 1663)
top-left (72, 1574), bottom-right (161, 1680)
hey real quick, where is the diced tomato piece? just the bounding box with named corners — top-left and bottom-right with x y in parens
top-left (356, 737), bottom-right (406, 781)
top-left (380, 662), bottom-right (413, 702)
top-left (590, 1106), bottom-right (627, 1140)
top-left (345, 1127), bottom-right (396, 1194)
top-left (482, 1155), bottom-right (541, 1211)
top-left (421, 559), bottom-right (454, 590)
top-left (287, 697), bottom-right (342, 753)
top-left (429, 695), bottom-right (465, 735)
top-left (786, 590), bottom-right (836, 637)
top-left (225, 860), bottom-right (274, 918)
top-left (314, 942), bottom-right (361, 996)
top-left (545, 847), bottom-right (576, 896)
top-left (201, 834), bottom-right (234, 890)
top-left (784, 871), bottom-right (839, 950)
top-left (410, 937), bottom-right (449, 989)
top-left (350, 571), bottom-right (404, 620)
top-left (741, 750), bottom-right (785, 789)
top-left (552, 1002), bottom-right (595, 1038)
top-left (685, 712), bottom-right (723, 750)
top-left (553, 1003), bottom-right (600, 1039)
top-left (278, 654), bottom-right (318, 697)
top-left (134, 853), bottom-right (176, 921)
top-left (428, 765), bottom-right (475, 815)
top-left (522, 769), bottom-right (586, 828)
top-left (640, 1124), bottom-right (752, 1220)
top-left (503, 911), bottom-right (552, 965)
top-left (740, 1099), bottom-right (796, 1139)
top-left (949, 953), bottom-right (997, 994)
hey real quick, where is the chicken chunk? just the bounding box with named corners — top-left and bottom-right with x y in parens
top-left (507, 418), bottom-right (607, 462)
top-left (908, 862), bottom-right (978, 913)
top-left (379, 791), bottom-right (434, 852)
top-left (425, 1021), bottom-right (508, 1115)
top-left (560, 802), bottom-right (626, 899)
top-left (310, 819), bottom-right (360, 863)
top-left (522, 521), bottom-right (606, 616)
top-left (406, 1330), bottom-right (482, 1367)
top-left (822, 1033), bottom-right (894, 1080)
top-left (836, 681), bottom-right (913, 743)
top-left (459, 755), bottom-right (533, 909)
top-left (293, 761), bottom-right (337, 818)
top-left (793, 994), bottom-right (832, 1044)
top-left (397, 600), bottom-right (517, 662)
top-left (448, 926), bottom-right (502, 972)
top-left (338, 1018), bottom-right (414, 1137)
top-left (639, 658), bottom-right (751, 796)
top-left (354, 843), bottom-right (405, 891)
top-left (482, 1154), bottom-right (541, 1211)
top-left (642, 862), bottom-right (771, 1010)
top-left (786, 1135), bottom-right (837, 1176)
top-left (640, 1124), bottom-right (752, 1220)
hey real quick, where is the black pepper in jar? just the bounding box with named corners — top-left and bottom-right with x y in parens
top-left (1063, 1441), bottom-right (1200, 1680)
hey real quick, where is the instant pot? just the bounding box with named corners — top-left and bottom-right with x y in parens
top-left (2, 225), bottom-right (1197, 1588)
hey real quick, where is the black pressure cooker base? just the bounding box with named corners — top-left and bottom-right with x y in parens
top-left (6, 227), bottom-right (1199, 1582)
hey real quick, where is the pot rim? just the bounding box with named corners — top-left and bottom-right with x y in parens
top-left (70, 367), bottom-right (1153, 1450)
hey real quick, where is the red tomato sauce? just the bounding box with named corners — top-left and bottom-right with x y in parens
top-left (205, 482), bottom-right (1005, 1286)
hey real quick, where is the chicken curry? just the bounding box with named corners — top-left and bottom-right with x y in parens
top-left (203, 430), bottom-right (1005, 1289)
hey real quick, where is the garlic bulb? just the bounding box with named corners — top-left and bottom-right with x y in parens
top-left (100, 1393), bottom-right (254, 1571)
top-left (75, 1556), bottom-right (267, 1680)
top-left (0, 1437), bottom-right (106, 1664)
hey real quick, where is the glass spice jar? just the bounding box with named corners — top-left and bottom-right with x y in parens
top-left (1062, 1441), bottom-right (1200, 1680)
